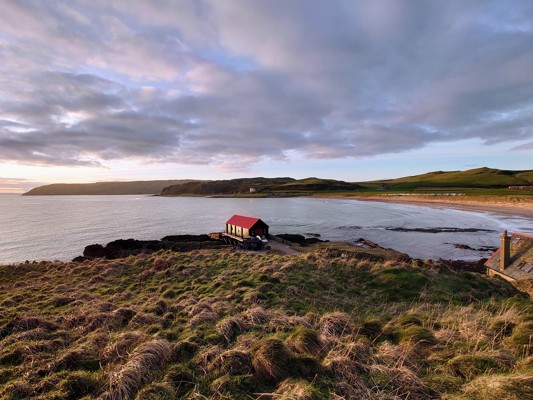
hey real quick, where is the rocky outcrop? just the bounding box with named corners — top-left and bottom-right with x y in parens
top-left (275, 234), bottom-right (328, 245)
top-left (76, 235), bottom-right (226, 261)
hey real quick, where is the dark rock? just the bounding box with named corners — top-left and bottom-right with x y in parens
top-left (161, 234), bottom-right (212, 243)
top-left (78, 234), bottom-right (226, 260)
top-left (277, 234), bottom-right (307, 244)
top-left (276, 233), bottom-right (326, 245)
top-left (387, 227), bottom-right (495, 233)
top-left (304, 238), bottom-right (325, 245)
top-left (454, 243), bottom-right (475, 250)
top-left (448, 243), bottom-right (499, 252)
top-left (83, 244), bottom-right (106, 258)
top-left (432, 258), bottom-right (488, 273)
top-left (354, 238), bottom-right (380, 248)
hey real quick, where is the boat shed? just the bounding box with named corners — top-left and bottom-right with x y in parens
top-left (485, 231), bottom-right (533, 282)
top-left (226, 214), bottom-right (269, 239)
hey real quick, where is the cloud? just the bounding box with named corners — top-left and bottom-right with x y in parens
top-left (0, 177), bottom-right (44, 193)
top-left (0, 0), bottom-right (532, 168)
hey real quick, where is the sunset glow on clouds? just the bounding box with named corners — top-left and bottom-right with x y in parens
top-left (1, 0), bottom-right (532, 192)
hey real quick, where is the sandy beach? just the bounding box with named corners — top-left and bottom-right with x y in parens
top-left (312, 194), bottom-right (533, 219)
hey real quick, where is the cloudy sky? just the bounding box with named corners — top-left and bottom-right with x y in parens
top-left (1, 0), bottom-right (532, 192)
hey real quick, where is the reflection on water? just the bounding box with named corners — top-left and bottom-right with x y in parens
top-left (0, 195), bottom-right (531, 263)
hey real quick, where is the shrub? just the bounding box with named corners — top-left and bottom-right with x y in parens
top-left (251, 338), bottom-right (292, 382)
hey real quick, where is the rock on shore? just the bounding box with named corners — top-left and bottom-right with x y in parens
top-left (76, 234), bottom-right (226, 261)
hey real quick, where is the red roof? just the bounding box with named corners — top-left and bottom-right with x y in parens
top-left (226, 214), bottom-right (268, 229)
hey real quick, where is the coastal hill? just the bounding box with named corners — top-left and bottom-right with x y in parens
top-left (22, 180), bottom-right (195, 196)
top-left (21, 168), bottom-right (533, 196)
top-left (362, 167), bottom-right (533, 190)
top-left (160, 177), bottom-right (364, 196)
top-left (0, 249), bottom-right (531, 398)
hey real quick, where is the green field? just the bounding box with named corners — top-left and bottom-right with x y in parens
top-left (359, 167), bottom-right (533, 191)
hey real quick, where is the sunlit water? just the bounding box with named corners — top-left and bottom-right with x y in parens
top-left (0, 195), bottom-right (531, 264)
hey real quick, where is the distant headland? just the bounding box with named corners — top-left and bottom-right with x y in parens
top-left (22, 168), bottom-right (533, 205)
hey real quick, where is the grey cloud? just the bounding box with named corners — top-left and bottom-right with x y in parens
top-left (0, 177), bottom-right (44, 192)
top-left (0, 1), bottom-right (532, 168)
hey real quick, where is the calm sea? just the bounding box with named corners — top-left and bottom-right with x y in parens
top-left (0, 195), bottom-right (531, 264)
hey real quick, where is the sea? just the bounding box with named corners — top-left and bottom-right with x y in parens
top-left (0, 194), bottom-right (532, 264)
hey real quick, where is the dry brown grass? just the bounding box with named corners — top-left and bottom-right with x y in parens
top-left (216, 316), bottom-right (249, 342)
top-left (105, 339), bottom-right (171, 400)
top-left (319, 311), bottom-right (353, 339)
top-left (103, 331), bottom-right (148, 363)
top-left (251, 338), bottom-right (292, 382)
top-left (460, 373), bottom-right (533, 400)
top-left (370, 364), bottom-right (437, 399)
top-left (287, 326), bottom-right (323, 356)
top-left (208, 349), bottom-right (253, 375)
top-left (273, 379), bottom-right (316, 399)
top-left (242, 306), bottom-right (270, 325)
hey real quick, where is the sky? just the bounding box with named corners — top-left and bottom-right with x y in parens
top-left (1, 1), bottom-right (532, 193)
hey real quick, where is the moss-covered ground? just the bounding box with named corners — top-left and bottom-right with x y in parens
top-left (0, 249), bottom-right (532, 399)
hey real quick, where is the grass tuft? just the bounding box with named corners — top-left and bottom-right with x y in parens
top-left (216, 316), bottom-right (249, 342)
top-left (287, 326), bottom-right (323, 356)
top-left (319, 311), bottom-right (353, 339)
top-left (106, 339), bottom-right (171, 399)
top-left (251, 337), bottom-right (292, 382)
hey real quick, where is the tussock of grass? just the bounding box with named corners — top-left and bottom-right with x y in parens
top-left (251, 338), bottom-right (292, 382)
top-left (369, 364), bottom-right (437, 399)
top-left (287, 326), bottom-right (323, 356)
top-left (319, 311), bottom-right (353, 339)
top-left (274, 379), bottom-right (319, 399)
top-left (209, 349), bottom-right (252, 375)
top-left (216, 316), bottom-right (249, 342)
top-left (106, 339), bottom-right (171, 399)
top-left (448, 353), bottom-right (511, 380)
top-left (459, 373), bottom-right (533, 400)
top-left (103, 331), bottom-right (148, 363)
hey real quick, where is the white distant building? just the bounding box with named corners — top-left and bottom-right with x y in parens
top-left (249, 187), bottom-right (257, 193)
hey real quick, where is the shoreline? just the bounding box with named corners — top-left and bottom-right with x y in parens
top-left (312, 194), bottom-right (533, 219)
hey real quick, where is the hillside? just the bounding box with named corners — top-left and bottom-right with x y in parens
top-left (0, 249), bottom-right (532, 399)
top-left (23, 180), bottom-right (196, 196)
top-left (363, 167), bottom-right (533, 190)
top-left (161, 177), bottom-right (363, 196)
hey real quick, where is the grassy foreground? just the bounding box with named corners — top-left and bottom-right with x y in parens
top-left (0, 250), bottom-right (532, 399)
